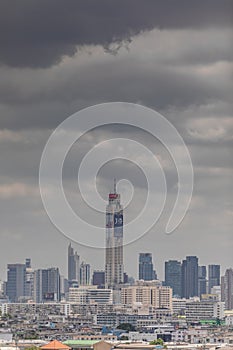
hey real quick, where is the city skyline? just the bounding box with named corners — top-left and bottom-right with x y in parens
top-left (1, 246), bottom-right (228, 284)
top-left (3, 246), bottom-right (232, 306)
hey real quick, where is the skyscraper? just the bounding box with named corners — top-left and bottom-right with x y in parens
top-left (181, 256), bottom-right (198, 298)
top-left (221, 268), bottom-right (233, 310)
top-left (6, 263), bottom-right (26, 302)
top-left (34, 267), bottom-right (60, 303)
top-left (68, 243), bottom-right (80, 283)
top-left (80, 262), bottom-right (91, 285)
top-left (25, 258), bottom-right (34, 299)
top-left (165, 260), bottom-right (182, 297)
top-left (105, 180), bottom-right (124, 289)
top-left (198, 266), bottom-right (207, 297)
top-left (208, 264), bottom-right (220, 293)
top-left (139, 253), bottom-right (154, 281)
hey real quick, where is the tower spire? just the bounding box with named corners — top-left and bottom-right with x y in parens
top-left (113, 178), bottom-right (116, 194)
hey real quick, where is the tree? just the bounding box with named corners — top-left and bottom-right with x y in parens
top-left (117, 323), bottom-right (135, 331)
top-left (150, 338), bottom-right (164, 346)
top-left (120, 335), bottom-right (129, 340)
top-left (26, 346), bottom-right (40, 350)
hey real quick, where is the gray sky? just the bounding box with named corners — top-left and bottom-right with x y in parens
top-left (0, 0), bottom-right (232, 281)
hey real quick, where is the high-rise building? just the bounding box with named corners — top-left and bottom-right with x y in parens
top-left (25, 259), bottom-right (34, 299)
top-left (80, 262), bottom-right (91, 285)
top-left (208, 264), bottom-right (220, 293)
top-left (105, 180), bottom-right (124, 289)
top-left (221, 268), bottom-right (233, 310)
top-left (34, 267), bottom-right (60, 303)
top-left (198, 266), bottom-right (207, 297)
top-left (165, 260), bottom-right (182, 297)
top-left (6, 264), bottom-right (26, 302)
top-left (181, 256), bottom-right (198, 298)
top-left (25, 258), bottom-right (31, 269)
top-left (68, 243), bottom-right (80, 283)
top-left (139, 253), bottom-right (155, 281)
top-left (93, 271), bottom-right (105, 287)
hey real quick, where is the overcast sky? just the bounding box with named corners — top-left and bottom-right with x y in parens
top-left (0, 0), bottom-right (232, 281)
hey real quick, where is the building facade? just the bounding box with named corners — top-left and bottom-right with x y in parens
top-left (198, 265), bottom-right (207, 297)
top-left (6, 263), bottom-right (26, 302)
top-left (208, 264), bottom-right (220, 293)
top-left (80, 262), bottom-right (91, 285)
top-left (68, 243), bottom-right (80, 283)
top-left (93, 271), bottom-right (105, 287)
top-left (165, 260), bottom-right (182, 297)
top-left (139, 253), bottom-right (155, 281)
top-left (181, 256), bottom-right (198, 298)
top-left (121, 285), bottom-right (172, 310)
top-left (105, 181), bottom-right (124, 289)
top-left (34, 267), bottom-right (60, 303)
top-left (222, 268), bottom-right (233, 310)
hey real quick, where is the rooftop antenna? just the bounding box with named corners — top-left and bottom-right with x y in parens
top-left (113, 178), bottom-right (117, 194)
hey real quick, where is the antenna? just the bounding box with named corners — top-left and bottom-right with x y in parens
top-left (114, 178), bottom-right (116, 194)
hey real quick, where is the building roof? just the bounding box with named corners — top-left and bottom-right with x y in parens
top-left (41, 340), bottom-right (71, 350)
top-left (63, 340), bottom-right (100, 347)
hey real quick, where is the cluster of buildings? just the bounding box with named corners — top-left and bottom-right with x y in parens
top-left (0, 183), bottom-right (232, 347)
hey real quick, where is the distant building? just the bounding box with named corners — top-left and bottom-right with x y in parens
top-left (221, 268), bottom-right (233, 310)
top-left (139, 253), bottom-right (155, 281)
top-left (25, 258), bottom-right (31, 269)
top-left (6, 263), bottom-right (26, 302)
top-left (198, 265), bottom-right (207, 297)
top-left (68, 243), bottom-right (80, 283)
top-left (80, 262), bottom-right (91, 285)
top-left (121, 285), bottom-right (172, 310)
top-left (181, 256), bottom-right (198, 298)
top-left (123, 272), bottom-right (129, 284)
top-left (172, 297), bottom-right (187, 315)
top-left (69, 286), bottom-right (113, 304)
top-left (60, 275), bottom-right (69, 295)
top-left (185, 300), bottom-right (225, 322)
top-left (208, 264), bottom-right (220, 293)
top-left (93, 271), bottom-right (105, 287)
top-left (34, 267), bottom-right (60, 303)
top-left (165, 260), bottom-right (182, 297)
top-left (211, 285), bottom-right (221, 301)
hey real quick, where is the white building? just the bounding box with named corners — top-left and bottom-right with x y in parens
top-left (185, 300), bottom-right (225, 322)
top-left (211, 285), bottom-right (221, 301)
top-left (79, 262), bottom-right (91, 285)
top-left (172, 298), bottom-right (187, 315)
top-left (68, 286), bottom-right (113, 304)
top-left (121, 285), bottom-right (172, 311)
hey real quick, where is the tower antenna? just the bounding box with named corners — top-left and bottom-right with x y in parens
top-left (114, 178), bottom-right (116, 194)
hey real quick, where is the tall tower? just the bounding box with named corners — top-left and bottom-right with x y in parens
top-left (105, 180), bottom-right (124, 289)
top-left (181, 256), bottom-right (198, 298)
top-left (222, 268), bottom-right (233, 310)
top-left (68, 243), bottom-right (80, 283)
top-left (80, 262), bottom-right (91, 285)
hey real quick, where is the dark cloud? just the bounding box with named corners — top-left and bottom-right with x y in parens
top-left (0, 0), bottom-right (232, 68)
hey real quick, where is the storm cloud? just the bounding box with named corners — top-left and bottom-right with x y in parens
top-left (0, 0), bottom-right (232, 68)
